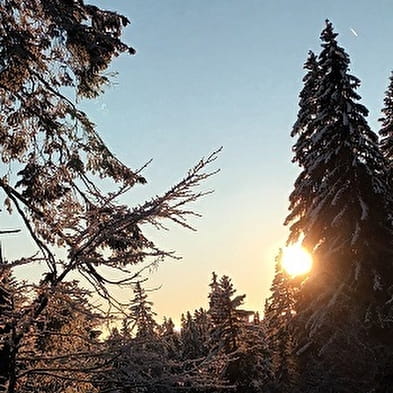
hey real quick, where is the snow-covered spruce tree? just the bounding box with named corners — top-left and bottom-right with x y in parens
top-left (208, 273), bottom-right (272, 393)
top-left (208, 274), bottom-right (246, 354)
top-left (17, 282), bottom-right (103, 393)
top-left (264, 251), bottom-right (298, 393)
top-left (291, 51), bottom-right (319, 168)
top-left (125, 281), bottom-right (158, 340)
top-left (192, 308), bottom-right (211, 356)
top-left (379, 72), bottom-right (393, 170)
top-left (180, 311), bottom-right (204, 360)
top-left (100, 282), bottom-right (172, 393)
top-left (102, 283), bottom-right (221, 393)
top-left (286, 20), bottom-right (393, 392)
top-left (159, 317), bottom-right (181, 361)
top-left (230, 316), bottom-right (273, 393)
top-left (0, 266), bottom-right (18, 391)
top-left (179, 308), bottom-right (211, 361)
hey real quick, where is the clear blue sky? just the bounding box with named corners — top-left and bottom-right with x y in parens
top-left (7, 0), bottom-right (393, 323)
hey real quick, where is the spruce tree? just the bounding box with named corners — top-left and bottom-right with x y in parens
top-left (291, 51), bottom-right (319, 167)
top-left (103, 286), bottom-right (220, 392)
top-left (103, 283), bottom-right (170, 393)
top-left (0, 267), bottom-right (17, 392)
top-left (208, 273), bottom-right (272, 392)
top-left (379, 72), bottom-right (393, 168)
top-left (159, 317), bottom-right (181, 361)
top-left (208, 274), bottom-right (246, 354)
top-left (125, 281), bottom-right (158, 339)
top-left (232, 318), bottom-right (273, 393)
top-left (287, 20), bottom-right (390, 256)
top-left (180, 311), bottom-right (203, 360)
top-left (264, 251), bottom-right (298, 393)
top-left (286, 20), bottom-right (393, 391)
top-left (178, 308), bottom-right (212, 393)
top-left (19, 282), bottom-right (102, 393)
top-left (193, 308), bottom-right (211, 356)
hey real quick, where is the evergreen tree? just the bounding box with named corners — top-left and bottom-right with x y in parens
top-left (192, 308), bottom-right (211, 356)
top-left (286, 20), bottom-right (393, 392)
top-left (291, 51), bottom-right (319, 168)
top-left (180, 308), bottom-right (211, 360)
top-left (180, 311), bottom-right (203, 360)
top-left (379, 72), bottom-right (393, 169)
top-left (208, 274), bottom-right (246, 354)
top-left (0, 266), bottom-right (17, 392)
top-left (18, 282), bottom-right (102, 393)
top-left (102, 283), bottom-right (170, 393)
top-left (264, 251), bottom-right (298, 393)
top-left (101, 287), bottom-right (222, 393)
top-left (159, 317), bottom-right (181, 361)
top-left (230, 318), bottom-right (273, 393)
top-left (126, 281), bottom-right (158, 339)
top-left (179, 309), bottom-right (211, 360)
top-left (208, 273), bottom-right (272, 392)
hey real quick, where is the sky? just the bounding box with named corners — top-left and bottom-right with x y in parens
top-left (5, 0), bottom-right (393, 325)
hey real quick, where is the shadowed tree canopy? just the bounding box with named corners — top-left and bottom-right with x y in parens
top-left (287, 20), bottom-right (393, 293)
top-left (286, 20), bottom-right (393, 392)
top-left (380, 72), bottom-right (393, 175)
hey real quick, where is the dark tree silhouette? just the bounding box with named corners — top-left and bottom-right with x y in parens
top-left (380, 72), bottom-right (393, 169)
top-left (286, 20), bottom-right (393, 392)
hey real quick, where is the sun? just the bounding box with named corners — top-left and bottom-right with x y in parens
top-left (282, 243), bottom-right (312, 276)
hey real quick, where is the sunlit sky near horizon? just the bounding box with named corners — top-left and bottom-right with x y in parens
top-left (4, 0), bottom-right (393, 324)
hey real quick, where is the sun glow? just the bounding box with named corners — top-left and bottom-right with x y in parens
top-left (282, 243), bottom-right (313, 276)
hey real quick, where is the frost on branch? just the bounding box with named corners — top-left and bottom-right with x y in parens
top-left (0, 1), bottom-right (222, 391)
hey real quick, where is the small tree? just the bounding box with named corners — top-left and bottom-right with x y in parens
top-left (0, 266), bottom-right (19, 391)
top-left (208, 273), bottom-right (272, 392)
top-left (264, 251), bottom-right (298, 393)
top-left (208, 274), bottom-right (246, 354)
top-left (192, 308), bottom-right (211, 357)
top-left (159, 317), bottom-right (181, 361)
top-left (180, 311), bottom-right (203, 360)
top-left (125, 281), bottom-right (158, 340)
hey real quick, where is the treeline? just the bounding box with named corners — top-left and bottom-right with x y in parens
top-left (0, 267), bottom-right (277, 392)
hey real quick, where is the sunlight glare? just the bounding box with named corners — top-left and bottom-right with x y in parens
top-left (282, 243), bottom-right (312, 276)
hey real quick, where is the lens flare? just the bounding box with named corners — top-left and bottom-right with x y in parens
top-left (282, 244), bottom-right (312, 276)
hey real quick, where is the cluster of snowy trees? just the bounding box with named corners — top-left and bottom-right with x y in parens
top-left (0, 267), bottom-right (277, 392)
top-left (1, 0), bottom-right (393, 391)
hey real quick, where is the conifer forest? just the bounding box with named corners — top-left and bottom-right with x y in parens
top-left (1, 1), bottom-right (393, 393)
